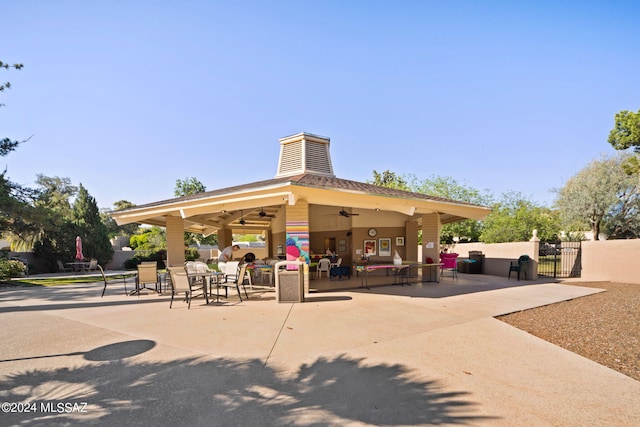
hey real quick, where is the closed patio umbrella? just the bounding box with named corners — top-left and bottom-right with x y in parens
top-left (75, 236), bottom-right (84, 260)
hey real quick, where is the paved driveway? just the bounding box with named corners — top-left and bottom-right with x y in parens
top-left (1, 275), bottom-right (638, 426)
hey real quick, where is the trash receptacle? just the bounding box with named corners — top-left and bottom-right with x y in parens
top-left (468, 251), bottom-right (484, 274)
top-left (275, 261), bottom-right (304, 303)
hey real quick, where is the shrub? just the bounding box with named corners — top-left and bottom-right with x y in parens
top-left (0, 259), bottom-right (27, 280)
top-left (123, 251), bottom-right (166, 270)
top-left (185, 247), bottom-right (200, 261)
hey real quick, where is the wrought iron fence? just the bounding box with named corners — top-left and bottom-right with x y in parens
top-left (537, 241), bottom-right (582, 278)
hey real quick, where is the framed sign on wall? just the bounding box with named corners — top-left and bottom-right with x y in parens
top-left (364, 239), bottom-right (376, 256)
top-left (379, 238), bottom-right (391, 256)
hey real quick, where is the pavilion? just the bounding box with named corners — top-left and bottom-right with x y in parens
top-left (110, 132), bottom-right (490, 268)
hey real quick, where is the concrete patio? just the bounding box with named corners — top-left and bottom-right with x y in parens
top-left (1, 272), bottom-right (638, 426)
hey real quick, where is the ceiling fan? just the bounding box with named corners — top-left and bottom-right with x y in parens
top-left (339, 208), bottom-right (360, 218)
top-left (239, 210), bottom-right (246, 225)
top-left (258, 207), bottom-right (276, 218)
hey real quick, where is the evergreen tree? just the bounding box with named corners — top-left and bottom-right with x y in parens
top-left (72, 184), bottom-right (113, 265)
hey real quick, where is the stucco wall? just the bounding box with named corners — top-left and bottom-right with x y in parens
top-left (581, 240), bottom-right (640, 284)
top-left (452, 242), bottom-right (538, 279)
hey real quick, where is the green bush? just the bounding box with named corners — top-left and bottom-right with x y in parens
top-left (0, 259), bottom-right (27, 280)
top-left (123, 251), bottom-right (166, 270)
top-left (185, 247), bottom-right (200, 261)
top-left (123, 248), bottom-right (199, 269)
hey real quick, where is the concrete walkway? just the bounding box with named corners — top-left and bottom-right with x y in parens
top-left (1, 274), bottom-right (638, 426)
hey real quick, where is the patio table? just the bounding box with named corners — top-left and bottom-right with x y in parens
top-left (355, 264), bottom-right (411, 289)
top-left (407, 263), bottom-right (443, 283)
top-left (66, 261), bottom-right (90, 272)
top-left (187, 271), bottom-right (224, 303)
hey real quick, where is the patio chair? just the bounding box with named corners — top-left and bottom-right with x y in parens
top-left (254, 260), bottom-right (273, 285)
top-left (218, 264), bottom-right (249, 302)
top-left (185, 261), bottom-right (196, 273)
top-left (317, 258), bottom-right (331, 278)
top-left (134, 262), bottom-right (161, 295)
top-left (508, 255), bottom-right (530, 280)
top-left (192, 261), bottom-right (215, 292)
top-left (57, 260), bottom-right (73, 273)
top-left (87, 259), bottom-right (99, 271)
top-left (222, 261), bottom-right (240, 283)
top-left (99, 264), bottom-right (129, 297)
top-left (168, 266), bottom-right (207, 309)
top-left (440, 253), bottom-right (459, 281)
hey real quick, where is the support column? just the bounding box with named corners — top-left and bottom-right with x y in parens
top-left (285, 199), bottom-right (310, 294)
top-left (405, 220), bottom-right (419, 262)
top-left (217, 228), bottom-right (233, 253)
top-left (166, 215), bottom-right (185, 267)
top-left (421, 213), bottom-right (441, 279)
top-left (285, 199), bottom-right (310, 262)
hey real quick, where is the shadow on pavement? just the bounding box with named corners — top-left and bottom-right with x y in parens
top-left (1, 345), bottom-right (498, 425)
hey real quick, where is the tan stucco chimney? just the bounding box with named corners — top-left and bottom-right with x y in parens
top-left (275, 132), bottom-right (335, 178)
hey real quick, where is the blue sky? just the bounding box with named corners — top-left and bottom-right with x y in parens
top-left (3, 1), bottom-right (639, 210)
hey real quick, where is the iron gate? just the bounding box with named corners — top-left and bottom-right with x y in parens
top-left (537, 241), bottom-right (582, 278)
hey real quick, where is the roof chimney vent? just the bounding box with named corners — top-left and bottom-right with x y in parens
top-left (275, 132), bottom-right (334, 178)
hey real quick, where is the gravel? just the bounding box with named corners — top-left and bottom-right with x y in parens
top-left (498, 281), bottom-right (640, 381)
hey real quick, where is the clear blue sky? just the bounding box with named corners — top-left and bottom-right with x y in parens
top-left (3, 1), bottom-right (639, 210)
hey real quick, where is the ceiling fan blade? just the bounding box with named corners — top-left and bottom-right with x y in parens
top-left (339, 208), bottom-right (359, 217)
top-left (259, 208), bottom-right (276, 218)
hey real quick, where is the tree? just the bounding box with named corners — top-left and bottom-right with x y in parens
top-left (608, 109), bottom-right (640, 175)
top-left (608, 109), bottom-right (640, 152)
top-left (369, 170), bottom-right (410, 190)
top-left (369, 170), bottom-right (494, 242)
top-left (175, 177), bottom-right (206, 197)
top-left (1, 60), bottom-right (26, 156)
top-left (554, 154), bottom-right (638, 239)
top-left (23, 175), bottom-right (78, 264)
top-left (72, 184), bottom-right (113, 265)
top-left (34, 175), bottom-right (77, 217)
top-left (413, 175), bottom-right (494, 243)
top-left (0, 173), bottom-right (44, 249)
top-left (129, 226), bottom-right (166, 251)
top-left (0, 59), bottom-right (39, 249)
top-left (481, 192), bottom-right (559, 243)
top-left (174, 177), bottom-right (217, 246)
top-left (101, 200), bottom-right (139, 238)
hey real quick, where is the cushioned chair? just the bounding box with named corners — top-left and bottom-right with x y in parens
top-left (508, 255), bottom-right (530, 280)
